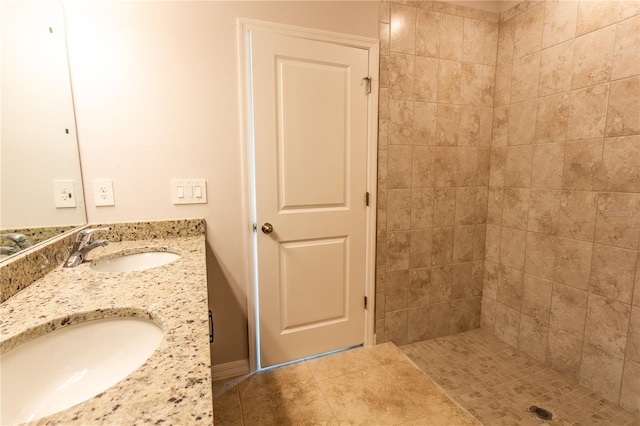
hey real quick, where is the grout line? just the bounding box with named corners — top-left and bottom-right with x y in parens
top-left (234, 378), bottom-right (246, 426)
top-left (310, 361), bottom-right (341, 424)
top-left (618, 252), bottom-right (639, 406)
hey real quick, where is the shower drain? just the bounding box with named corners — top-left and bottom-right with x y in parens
top-left (529, 405), bottom-right (553, 420)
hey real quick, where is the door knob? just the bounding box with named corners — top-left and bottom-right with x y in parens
top-left (261, 223), bottom-right (274, 234)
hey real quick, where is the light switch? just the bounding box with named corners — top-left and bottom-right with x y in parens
top-left (171, 179), bottom-right (207, 204)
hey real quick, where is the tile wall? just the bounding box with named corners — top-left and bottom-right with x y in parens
top-left (376, 1), bottom-right (499, 345)
top-left (376, 0), bottom-right (639, 415)
top-left (479, 0), bottom-right (640, 415)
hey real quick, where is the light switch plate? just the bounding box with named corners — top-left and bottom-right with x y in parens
top-left (53, 179), bottom-right (76, 208)
top-left (93, 179), bottom-right (115, 206)
top-left (171, 179), bottom-right (207, 204)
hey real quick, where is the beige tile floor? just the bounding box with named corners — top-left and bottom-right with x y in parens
top-left (213, 330), bottom-right (639, 425)
top-left (401, 329), bottom-right (639, 426)
top-left (213, 343), bottom-right (479, 425)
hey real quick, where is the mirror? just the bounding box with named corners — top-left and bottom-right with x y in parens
top-left (1, 0), bottom-right (86, 261)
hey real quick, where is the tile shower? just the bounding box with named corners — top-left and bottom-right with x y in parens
top-left (376, 0), bottom-right (639, 416)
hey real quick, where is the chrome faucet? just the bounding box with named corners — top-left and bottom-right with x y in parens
top-left (63, 227), bottom-right (111, 268)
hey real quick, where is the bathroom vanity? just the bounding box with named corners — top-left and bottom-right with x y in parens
top-left (0, 220), bottom-right (213, 425)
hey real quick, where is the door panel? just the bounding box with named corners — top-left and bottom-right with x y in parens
top-left (250, 29), bottom-right (369, 368)
top-left (279, 236), bottom-right (348, 332)
top-left (277, 58), bottom-right (348, 210)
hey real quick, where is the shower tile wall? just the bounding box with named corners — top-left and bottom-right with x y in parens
top-left (376, 1), bottom-right (498, 345)
top-left (480, 0), bottom-right (640, 415)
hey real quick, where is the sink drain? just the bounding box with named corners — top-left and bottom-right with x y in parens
top-left (529, 406), bottom-right (553, 420)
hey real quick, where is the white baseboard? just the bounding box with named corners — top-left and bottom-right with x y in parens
top-left (212, 359), bottom-right (250, 381)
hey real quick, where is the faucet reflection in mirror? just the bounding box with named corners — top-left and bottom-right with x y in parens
top-left (0, 233), bottom-right (33, 256)
top-left (0, 0), bottom-right (87, 262)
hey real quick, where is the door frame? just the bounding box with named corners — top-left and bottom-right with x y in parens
top-left (237, 18), bottom-right (379, 372)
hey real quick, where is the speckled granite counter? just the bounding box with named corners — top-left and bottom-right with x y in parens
top-left (0, 236), bottom-right (213, 425)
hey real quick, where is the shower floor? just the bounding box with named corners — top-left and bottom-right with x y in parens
top-left (401, 329), bottom-right (639, 426)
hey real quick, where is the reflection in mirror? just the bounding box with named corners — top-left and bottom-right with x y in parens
top-left (1, 0), bottom-right (86, 261)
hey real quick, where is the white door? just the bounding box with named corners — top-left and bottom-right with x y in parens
top-left (249, 29), bottom-right (370, 368)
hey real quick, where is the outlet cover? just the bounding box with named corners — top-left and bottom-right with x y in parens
top-left (53, 179), bottom-right (76, 208)
top-left (93, 179), bottom-right (115, 206)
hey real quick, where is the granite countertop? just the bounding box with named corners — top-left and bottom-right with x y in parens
top-left (0, 236), bottom-right (213, 425)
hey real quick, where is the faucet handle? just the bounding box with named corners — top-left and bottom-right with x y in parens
top-left (76, 226), bottom-right (111, 242)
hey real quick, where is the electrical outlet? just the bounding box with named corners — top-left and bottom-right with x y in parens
top-left (53, 179), bottom-right (76, 208)
top-left (93, 179), bottom-right (115, 206)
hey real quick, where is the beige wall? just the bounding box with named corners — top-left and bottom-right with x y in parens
top-left (63, 0), bottom-right (378, 365)
top-left (480, 0), bottom-right (639, 414)
top-left (376, 1), bottom-right (498, 345)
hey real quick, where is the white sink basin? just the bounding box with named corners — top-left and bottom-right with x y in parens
top-left (0, 317), bottom-right (163, 425)
top-left (90, 251), bottom-right (180, 273)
